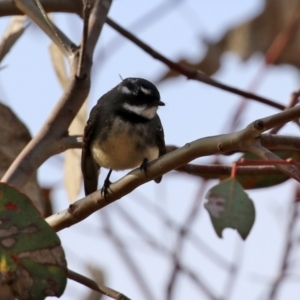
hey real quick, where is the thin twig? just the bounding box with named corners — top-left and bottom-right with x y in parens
top-left (270, 89), bottom-right (300, 134)
top-left (228, 12), bottom-right (300, 132)
top-left (77, 0), bottom-right (92, 78)
top-left (68, 269), bottom-right (131, 300)
top-left (0, 0), bottom-right (85, 17)
top-left (268, 192), bottom-right (300, 300)
top-left (58, 135), bottom-right (83, 152)
top-left (115, 203), bottom-right (231, 295)
top-left (221, 239), bottom-right (244, 299)
top-left (101, 211), bottom-right (155, 300)
top-left (96, 0), bottom-right (184, 64)
top-left (248, 142), bottom-right (300, 183)
top-left (167, 181), bottom-right (218, 300)
top-left (34, 0), bottom-right (72, 55)
top-left (106, 17), bottom-right (285, 111)
top-left (13, 0), bottom-right (74, 57)
top-left (130, 191), bottom-right (233, 271)
top-left (86, 0), bottom-right (111, 55)
top-left (114, 204), bottom-right (170, 254)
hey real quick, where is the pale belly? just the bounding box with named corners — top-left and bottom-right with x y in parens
top-left (91, 133), bottom-right (159, 170)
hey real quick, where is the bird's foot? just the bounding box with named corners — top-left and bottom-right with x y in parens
top-left (101, 169), bottom-right (113, 199)
top-left (140, 158), bottom-right (149, 176)
top-left (101, 178), bottom-right (111, 199)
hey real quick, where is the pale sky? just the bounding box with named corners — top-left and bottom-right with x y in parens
top-left (1, 1), bottom-right (299, 299)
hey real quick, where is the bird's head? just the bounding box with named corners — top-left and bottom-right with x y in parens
top-left (116, 78), bottom-right (165, 119)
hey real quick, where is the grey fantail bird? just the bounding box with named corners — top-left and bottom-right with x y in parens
top-left (81, 77), bottom-right (166, 197)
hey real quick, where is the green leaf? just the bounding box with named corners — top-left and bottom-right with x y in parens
top-left (0, 183), bottom-right (67, 299)
top-left (204, 178), bottom-right (255, 240)
top-left (236, 151), bottom-right (300, 189)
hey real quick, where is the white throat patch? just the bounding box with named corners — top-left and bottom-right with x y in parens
top-left (123, 103), bottom-right (157, 119)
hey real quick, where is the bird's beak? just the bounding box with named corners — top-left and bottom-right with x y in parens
top-left (157, 100), bottom-right (165, 106)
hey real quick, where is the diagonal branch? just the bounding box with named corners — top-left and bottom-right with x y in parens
top-left (248, 142), bottom-right (300, 182)
top-left (13, 0), bottom-right (74, 56)
top-left (0, 0), bottom-right (86, 17)
top-left (46, 104), bottom-right (300, 232)
top-left (68, 269), bottom-right (131, 300)
top-left (77, 0), bottom-right (92, 78)
top-left (167, 182), bottom-right (218, 300)
top-left (105, 18), bottom-right (285, 111)
top-left (268, 192), bottom-right (300, 300)
top-left (101, 211), bottom-right (154, 300)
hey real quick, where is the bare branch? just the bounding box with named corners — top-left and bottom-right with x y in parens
top-left (1, 0), bottom-right (112, 188)
top-left (46, 104), bottom-right (300, 232)
top-left (270, 89), bottom-right (300, 134)
top-left (86, 0), bottom-right (111, 55)
top-left (77, 0), bottom-right (92, 78)
top-left (130, 192), bottom-right (233, 271)
top-left (176, 164), bottom-right (283, 178)
top-left (268, 192), bottom-right (300, 300)
top-left (101, 212), bottom-right (154, 300)
top-left (116, 203), bottom-right (231, 295)
top-left (260, 134), bottom-right (300, 151)
top-left (68, 269), bottom-right (131, 300)
top-left (105, 18), bottom-right (285, 111)
top-left (59, 135), bottom-right (82, 151)
top-left (249, 142), bottom-right (300, 182)
top-left (167, 182), bottom-right (218, 300)
top-left (0, 0), bottom-right (87, 17)
top-left (13, 0), bottom-right (74, 56)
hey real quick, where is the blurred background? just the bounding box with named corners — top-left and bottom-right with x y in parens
top-left (1, 0), bottom-right (300, 299)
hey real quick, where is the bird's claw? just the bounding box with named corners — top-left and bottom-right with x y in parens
top-left (101, 178), bottom-right (111, 199)
top-left (140, 158), bottom-right (149, 176)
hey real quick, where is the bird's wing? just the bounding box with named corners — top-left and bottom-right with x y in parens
top-left (81, 106), bottom-right (100, 195)
top-left (154, 115), bottom-right (166, 183)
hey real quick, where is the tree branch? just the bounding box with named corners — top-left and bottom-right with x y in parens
top-left (68, 269), bottom-right (131, 300)
top-left (101, 212), bottom-right (154, 300)
top-left (1, 0), bottom-right (112, 188)
top-left (105, 18), bottom-right (285, 111)
top-left (13, 0), bottom-right (75, 56)
top-left (0, 0), bottom-right (87, 17)
top-left (268, 191), bottom-right (300, 300)
top-left (167, 182), bottom-right (218, 300)
top-left (46, 105), bottom-right (300, 232)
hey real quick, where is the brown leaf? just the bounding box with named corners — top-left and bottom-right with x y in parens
top-left (49, 42), bottom-right (68, 89)
top-left (49, 42), bottom-right (87, 202)
top-left (0, 16), bottom-right (28, 63)
top-left (158, 0), bottom-right (300, 80)
top-left (64, 101), bottom-right (87, 203)
top-left (0, 103), bottom-right (47, 216)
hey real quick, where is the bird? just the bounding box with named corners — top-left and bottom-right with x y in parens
top-left (81, 77), bottom-right (166, 197)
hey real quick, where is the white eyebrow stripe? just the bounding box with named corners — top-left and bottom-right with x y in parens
top-left (123, 103), bottom-right (157, 119)
top-left (140, 86), bottom-right (152, 95)
top-left (120, 86), bottom-right (132, 94)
